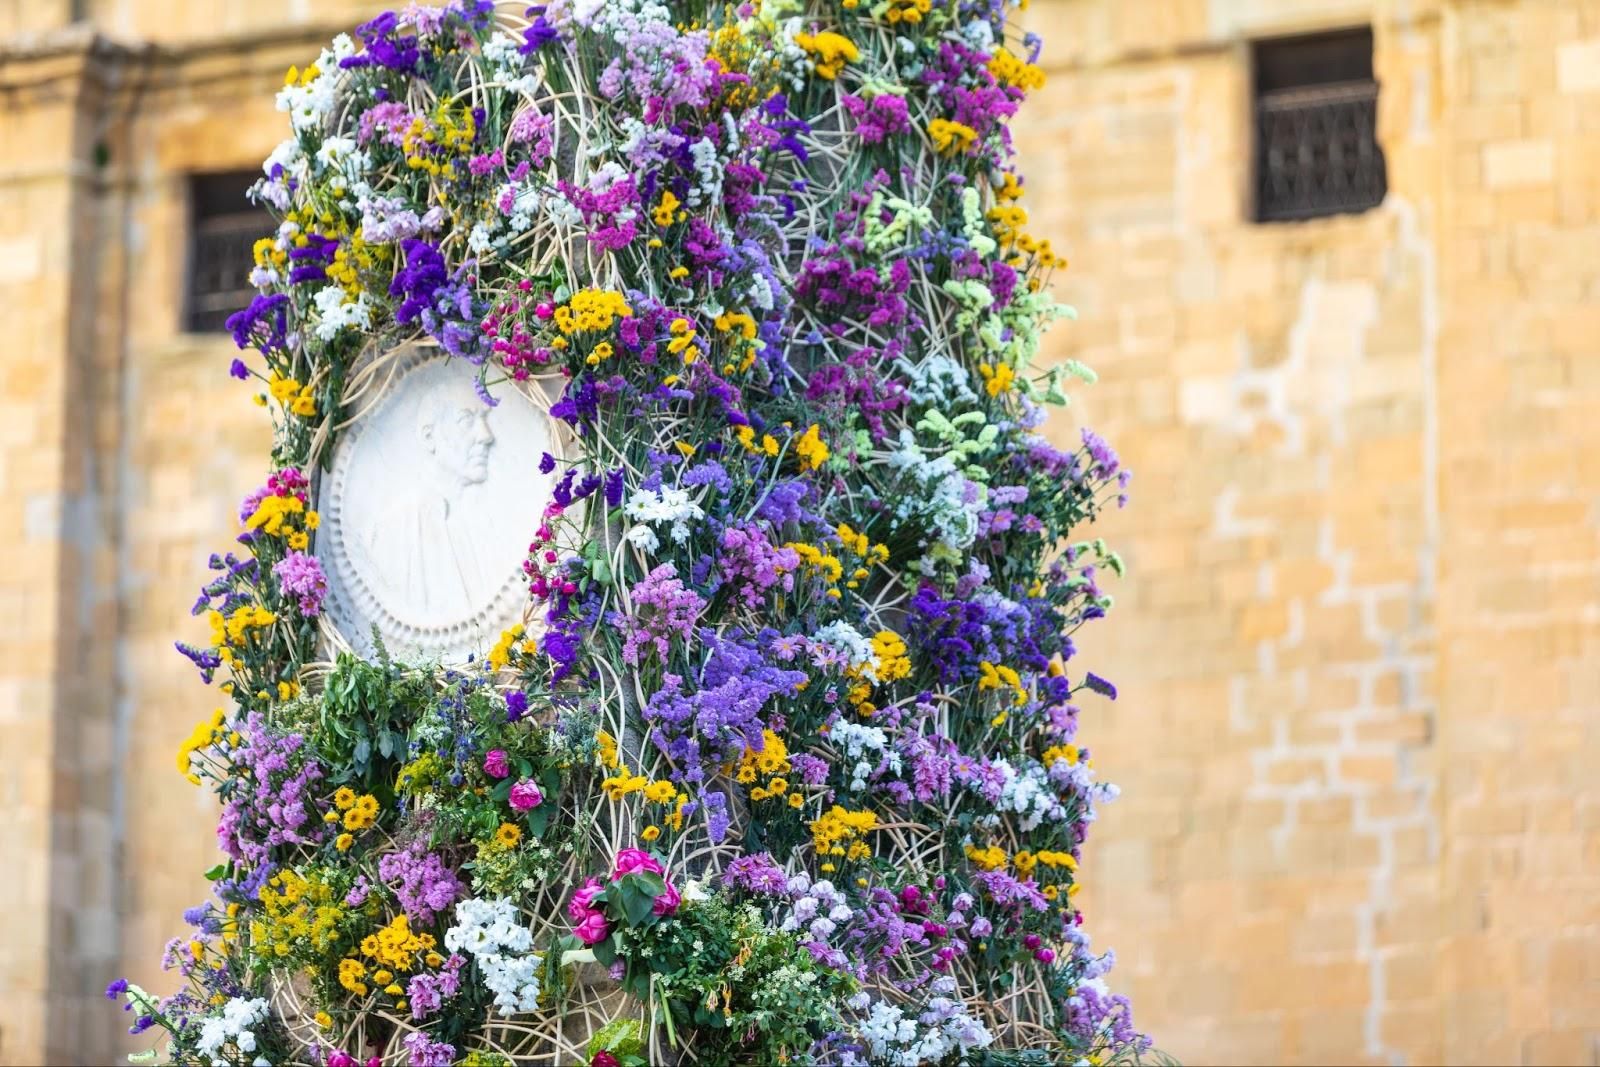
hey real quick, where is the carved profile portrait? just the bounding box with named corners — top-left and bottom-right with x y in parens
top-left (317, 352), bottom-right (555, 661)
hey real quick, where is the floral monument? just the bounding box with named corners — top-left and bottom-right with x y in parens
top-left (109, 1), bottom-right (1153, 1064)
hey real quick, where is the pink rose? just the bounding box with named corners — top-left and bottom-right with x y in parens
top-left (509, 779), bottom-right (543, 812)
top-left (652, 878), bottom-right (681, 917)
top-left (328, 1054), bottom-right (356, 1067)
top-left (591, 1052), bottom-right (621, 1067)
top-left (483, 749), bottom-right (510, 779)
top-left (611, 848), bottom-right (664, 879)
top-left (574, 909), bottom-right (611, 946)
top-left (567, 876), bottom-right (604, 922)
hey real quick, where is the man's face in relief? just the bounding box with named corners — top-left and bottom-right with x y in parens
top-left (420, 397), bottom-right (495, 487)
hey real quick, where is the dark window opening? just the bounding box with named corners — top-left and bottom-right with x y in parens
top-left (185, 171), bottom-right (272, 333)
top-left (1252, 27), bottom-right (1387, 222)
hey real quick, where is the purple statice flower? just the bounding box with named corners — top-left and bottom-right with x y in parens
top-left (621, 563), bottom-right (705, 666)
top-left (217, 713), bottom-right (327, 869)
top-left (224, 292), bottom-right (290, 354)
top-left (228, 358), bottom-right (249, 380)
top-left (286, 232), bottom-right (339, 285)
top-left (642, 632), bottom-right (806, 838)
top-left (272, 550), bottom-right (327, 617)
top-left (972, 869), bottom-right (1050, 913)
top-left (402, 1031), bottom-right (455, 1067)
top-left (1082, 671), bottom-right (1117, 700)
top-left (340, 11), bottom-right (421, 72)
top-left (377, 845), bottom-right (464, 925)
top-left (390, 239), bottom-right (449, 326)
top-left (345, 876), bottom-right (371, 908)
top-left (105, 978), bottom-right (128, 1000)
top-left (755, 479), bottom-right (811, 526)
top-left (703, 789), bottom-right (731, 843)
top-left (505, 690), bottom-right (529, 721)
top-left (717, 524), bottom-right (799, 609)
top-left (407, 953), bottom-right (466, 1020)
top-left (842, 92), bottom-right (910, 144)
top-left (520, 6), bottom-right (562, 53)
top-left (722, 852), bottom-right (790, 896)
top-left (1063, 980), bottom-right (1152, 1056)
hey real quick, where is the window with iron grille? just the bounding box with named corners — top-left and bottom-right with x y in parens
top-left (1252, 28), bottom-right (1386, 222)
top-left (185, 172), bottom-right (273, 333)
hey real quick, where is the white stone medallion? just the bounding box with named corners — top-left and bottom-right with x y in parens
top-left (317, 349), bottom-right (556, 662)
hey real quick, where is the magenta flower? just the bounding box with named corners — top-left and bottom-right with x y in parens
top-left (509, 779), bottom-right (543, 812)
top-left (652, 879), bottom-right (681, 917)
top-left (573, 909), bottom-right (611, 946)
top-left (567, 876), bottom-right (605, 922)
top-left (611, 848), bottom-right (664, 879)
top-left (483, 749), bottom-right (510, 779)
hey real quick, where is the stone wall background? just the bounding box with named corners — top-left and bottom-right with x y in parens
top-left (1, 0), bottom-right (1597, 1063)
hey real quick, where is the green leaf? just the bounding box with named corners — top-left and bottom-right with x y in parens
top-left (527, 803), bottom-right (551, 839)
top-left (203, 863), bottom-right (228, 881)
top-left (621, 883), bottom-right (656, 926)
top-left (629, 871), bottom-right (666, 898)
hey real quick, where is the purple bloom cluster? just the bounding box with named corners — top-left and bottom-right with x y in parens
top-left (272, 550), bottom-right (327, 617)
top-left (216, 713), bottom-right (326, 868)
top-left (377, 844), bottom-right (464, 925)
top-left (621, 563), bottom-right (705, 665)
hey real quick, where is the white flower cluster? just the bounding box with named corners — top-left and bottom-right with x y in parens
top-left (779, 875), bottom-right (853, 942)
top-left (194, 995), bottom-right (272, 1066)
top-left (443, 896), bottom-right (543, 1016)
top-left (623, 486), bottom-right (705, 553)
top-left (810, 621), bottom-right (878, 678)
top-left (988, 758), bottom-right (1067, 832)
top-left (846, 981), bottom-right (994, 1066)
top-left (898, 354), bottom-right (981, 408)
top-left (275, 35), bottom-right (354, 133)
top-left (312, 287), bottom-right (374, 341)
top-left (828, 721), bottom-right (901, 792)
top-left (885, 430), bottom-right (987, 571)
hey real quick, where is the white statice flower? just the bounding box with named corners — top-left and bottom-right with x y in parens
top-left (481, 31), bottom-right (525, 71)
top-left (445, 897), bottom-right (543, 1016)
top-left (960, 17), bottom-right (997, 53)
top-left (829, 721), bottom-right (901, 791)
top-left (986, 758), bottom-right (1066, 832)
top-left (849, 985), bottom-right (993, 1067)
top-left (275, 36), bottom-right (353, 133)
top-left (194, 995), bottom-right (270, 1064)
top-left (899, 354), bottom-right (980, 408)
top-left (746, 270), bottom-right (775, 312)
top-left (623, 487), bottom-right (705, 553)
top-left (689, 138), bottom-right (723, 204)
top-left (468, 221), bottom-right (495, 254)
top-left (885, 430), bottom-right (987, 570)
top-left (312, 287), bottom-right (374, 341)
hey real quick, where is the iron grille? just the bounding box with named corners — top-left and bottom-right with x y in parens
top-left (185, 172), bottom-right (272, 333)
top-left (1252, 29), bottom-right (1386, 222)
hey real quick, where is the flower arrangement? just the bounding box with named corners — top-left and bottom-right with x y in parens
top-left (113, 0), bottom-right (1157, 1063)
